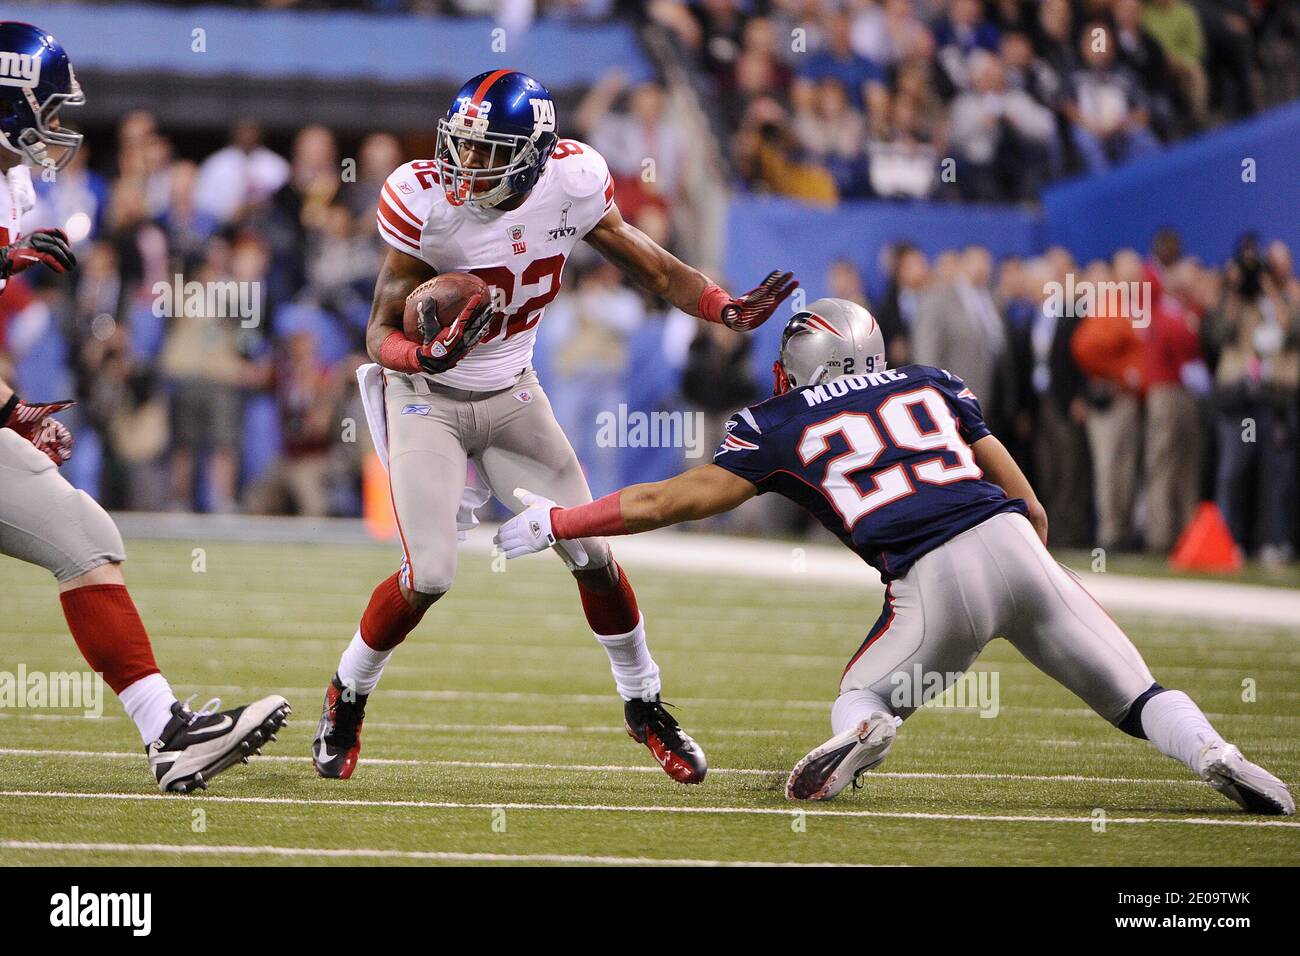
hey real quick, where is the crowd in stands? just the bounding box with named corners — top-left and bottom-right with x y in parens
top-left (651, 0), bottom-right (1299, 203)
top-left (3, 104), bottom-right (1297, 563)
top-left (1, 1), bottom-right (1298, 568)
top-left (858, 231), bottom-right (1300, 565)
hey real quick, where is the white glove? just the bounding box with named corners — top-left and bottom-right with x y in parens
top-left (494, 488), bottom-right (589, 567)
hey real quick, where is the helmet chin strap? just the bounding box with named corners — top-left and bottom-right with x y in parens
top-left (773, 362), bottom-right (832, 396)
top-left (772, 361), bottom-right (791, 396)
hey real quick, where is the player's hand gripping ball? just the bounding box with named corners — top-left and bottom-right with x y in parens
top-left (403, 272), bottom-right (494, 374)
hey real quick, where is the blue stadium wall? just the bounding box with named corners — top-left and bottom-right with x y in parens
top-left (25, 3), bottom-right (653, 86)
top-left (1041, 100), bottom-right (1300, 265)
top-left (725, 99), bottom-right (1300, 321)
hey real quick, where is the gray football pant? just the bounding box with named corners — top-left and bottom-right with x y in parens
top-left (383, 368), bottom-right (610, 594)
top-left (0, 429), bottom-right (126, 582)
top-left (840, 512), bottom-right (1156, 727)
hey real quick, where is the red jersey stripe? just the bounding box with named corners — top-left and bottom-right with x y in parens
top-left (377, 218), bottom-right (420, 251)
top-left (382, 182), bottom-right (422, 225)
top-left (378, 197), bottom-right (420, 241)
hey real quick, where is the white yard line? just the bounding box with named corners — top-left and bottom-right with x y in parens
top-left (0, 713), bottom-right (793, 736)
top-left (1, 789), bottom-right (1294, 828)
top-left (0, 840), bottom-right (862, 867)
top-left (0, 748), bottom-right (1208, 786)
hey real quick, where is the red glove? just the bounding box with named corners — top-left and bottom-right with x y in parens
top-left (1, 396), bottom-right (75, 466)
top-left (378, 293), bottom-right (495, 375)
top-left (699, 271), bottom-right (799, 331)
top-left (417, 292), bottom-right (494, 375)
top-left (0, 228), bottom-right (77, 279)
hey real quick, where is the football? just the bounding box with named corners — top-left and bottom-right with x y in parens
top-left (402, 272), bottom-right (490, 344)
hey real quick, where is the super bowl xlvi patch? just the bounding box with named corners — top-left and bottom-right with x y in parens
top-left (513, 389), bottom-right (534, 405)
top-left (547, 201), bottom-right (577, 240)
top-left (402, 404), bottom-right (432, 416)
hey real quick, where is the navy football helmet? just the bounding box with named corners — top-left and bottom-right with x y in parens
top-left (0, 22), bottom-right (84, 172)
top-left (436, 69), bottom-right (558, 209)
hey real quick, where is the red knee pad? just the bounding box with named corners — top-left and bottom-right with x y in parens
top-left (360, 572), bottom-right (429, 652)
top-left (59, 584), bottom-right (160, 694)
top-left (576, 562), bottom-right (641, 636)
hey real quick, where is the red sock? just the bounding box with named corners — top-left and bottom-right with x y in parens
top-left (59, 585), bottom-right (161, 695)
top-left (576, 562), bottom-right (641, 635)
top-left (360, 572), bottom-right (428, 652)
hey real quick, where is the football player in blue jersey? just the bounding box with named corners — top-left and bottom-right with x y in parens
top-left (496, 297), bottom-right (1293, 815)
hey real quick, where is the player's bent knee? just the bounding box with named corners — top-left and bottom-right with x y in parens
top-left (400, 585), bottom-right (446, 613)
top-left (51, 491), bottom-right (127, 584)
top-left (403, 571), bottom-right (452, 605)
top-left (562, 536), bottom-right (611, 575)
top-left (1116, 682), bottom-right (1166, 739)
top-left (402, 550), bottom-right (457, 599)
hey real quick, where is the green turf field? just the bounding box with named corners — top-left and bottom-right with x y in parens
top-left (2, 538), bottom-right (1297, 866)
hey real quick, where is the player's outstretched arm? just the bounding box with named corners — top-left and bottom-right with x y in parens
top-left (585, 205), bottom-right (796, 331)
top-left (494, 465), bottom-right (757, 561)
top-left (971, 435), bottom-right (1049, 545)
top-left (599, 464), bottom-right (758, 533)
top-left (364, 247), bottom-right (438, 368)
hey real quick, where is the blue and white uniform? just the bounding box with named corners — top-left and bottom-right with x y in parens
top-left (714, 365), bottom-right (1156, 726)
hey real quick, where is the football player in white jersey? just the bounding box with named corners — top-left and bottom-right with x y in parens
top-left (0, 22), bottom-right (291, 792)
top-left (311, 69), bottom-right (797, 783)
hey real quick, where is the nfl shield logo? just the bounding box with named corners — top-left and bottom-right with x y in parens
top-left (509, 225), bottom-right (527, 255)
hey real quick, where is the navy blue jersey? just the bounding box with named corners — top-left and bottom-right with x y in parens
top-left (713, 365), bottom-right (1026, 580)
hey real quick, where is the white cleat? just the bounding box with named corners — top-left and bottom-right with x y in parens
top-left (1198, 742), bottom-right (1294, 815)
top-left (786, 713), bottom-right (897, 801)
top-left (148, 694), bottom-right (291, 794)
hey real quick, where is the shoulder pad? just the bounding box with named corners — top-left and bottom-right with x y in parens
top-left (549, 141), bottom-right (610, 200)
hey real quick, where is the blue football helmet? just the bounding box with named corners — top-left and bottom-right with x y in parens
top-left (436, 69), bottom-right (558, 209)
top-left (0, 22), bottom-right (84, 171)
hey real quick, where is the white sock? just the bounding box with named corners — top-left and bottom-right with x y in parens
top-left (831, 688), bottom-right (894, 735)
top-left (118, 673), bottom-right (178, 745)
top-left (594, 615), bottom-right (660, 701)
top-left (1140, 690), bottom-right (1225, 773)
top-left (337, 630), bottom-right (393, 697)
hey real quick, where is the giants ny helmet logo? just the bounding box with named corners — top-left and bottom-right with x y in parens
top-left (0, 51), bottom-right (40, 87)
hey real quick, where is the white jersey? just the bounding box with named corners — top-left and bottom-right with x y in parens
top-left (375, 139), bottom-right (616, 390)
top-left (0, 165), bottom-right (35, 294)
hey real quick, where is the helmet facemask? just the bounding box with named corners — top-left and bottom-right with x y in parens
top-left (1, 71), bottom-right (85, 172)
top-left (435, 114), bottom-right (543, 209)
top-left (773, 316), bottom-right (831, 395)
top-left (774, 299), bottom-right (887, 396)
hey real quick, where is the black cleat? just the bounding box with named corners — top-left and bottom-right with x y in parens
top-left (312, 674), bottom-right (367, 779)
top-left (147, 695), bottom-right (291, 793)
top-left (624, 695), bottom-right (706, 784)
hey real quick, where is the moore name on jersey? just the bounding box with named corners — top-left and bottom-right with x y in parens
top-left (713, 365), bottom-right (1027, 580)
